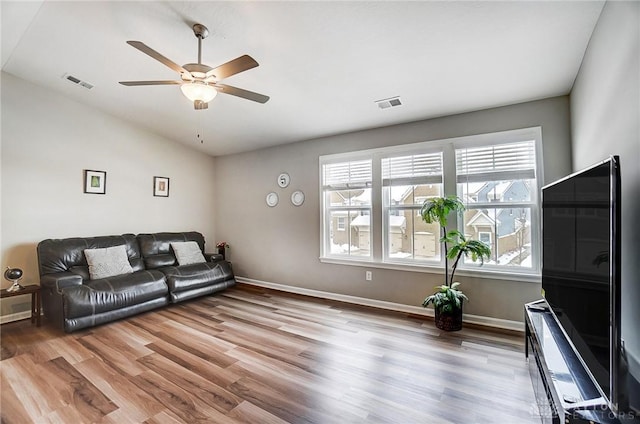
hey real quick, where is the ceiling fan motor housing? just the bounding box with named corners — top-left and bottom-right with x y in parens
top-left (183, 63), bottom-right (214, 80)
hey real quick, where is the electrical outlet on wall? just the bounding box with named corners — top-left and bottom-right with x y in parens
top-left (365, 271), bottom-right (372, 281)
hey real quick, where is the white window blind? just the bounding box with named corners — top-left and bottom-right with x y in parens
top-left (456, 141), bottom-right (536, 183)
top-left (323, 160), bottom-right (372, 189)
top-left (382, 152), bottom-right (443, 186)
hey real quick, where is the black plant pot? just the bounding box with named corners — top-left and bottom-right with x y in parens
top-left (217, 247), bottom-right (226, 260)
top-left (434, 304), bottom-right (463, 331)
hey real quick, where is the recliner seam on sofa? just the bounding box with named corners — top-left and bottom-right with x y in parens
top-left (162, 265), bottom-right (221, 278)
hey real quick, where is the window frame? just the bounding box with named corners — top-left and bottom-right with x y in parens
top-left (320, 154), bottom-right (374, 260)
top-left (452, 131), bottom-right (542, 274)
top-left (319, 127), bottom-right (543, 281)
top-left (382, 150), bottom-right (445, 265)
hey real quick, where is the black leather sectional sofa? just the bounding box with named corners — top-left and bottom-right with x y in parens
top-left (37, 231), bottom-right (235, 332)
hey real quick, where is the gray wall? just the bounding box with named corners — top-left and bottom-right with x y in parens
top-left (570, 0), bottom-right (640, 376)
top-left (214, 96), bottom-right (572, 322)
top-left (0, 72), bottom-right (217, 319)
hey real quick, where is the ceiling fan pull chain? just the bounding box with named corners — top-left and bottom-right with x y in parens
top-left (197, 112), bottom-right (205, 144)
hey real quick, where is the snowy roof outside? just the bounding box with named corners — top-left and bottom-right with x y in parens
top-left (467, 209), bottom-right (499, 227)
top-left (390, 186), bottom-right (413, 202)
top-left (350, 190), bottom-right (371, 204)
top-left (459, 182), bottom-right (486, 195)
top-left (351, 215), bottom-right (406, 229)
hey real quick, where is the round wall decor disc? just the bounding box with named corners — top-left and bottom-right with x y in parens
top-left (291, 190), bottom-right (305, 206)
top-left (266, 192), bottom-right (279, 207)
top-left (277, 173), bottom-right (290, 188)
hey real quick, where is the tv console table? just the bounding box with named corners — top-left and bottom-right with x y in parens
top-left (525, 300), bottom-right (624, 424)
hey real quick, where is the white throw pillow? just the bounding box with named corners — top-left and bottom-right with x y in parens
top-left (84, 245), bottom-right (134, 280)
top-left (171, 241), bottom-right (206, 266)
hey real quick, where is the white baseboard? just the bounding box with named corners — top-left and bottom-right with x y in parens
top-left (0, 311), bottom-right (32, 325)
top-left (236, 276), bottom-right (524, 332)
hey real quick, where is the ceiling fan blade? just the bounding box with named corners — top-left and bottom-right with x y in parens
top-left (206, 55), bottom-right (259, 80)
top-left (126, 41), bottom-right (190, 76)
top-left (119, 80), bottom-right (182, 86)
top-left (215, 84), bottom-right (269, 104)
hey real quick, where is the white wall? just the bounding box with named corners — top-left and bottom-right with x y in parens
top-left (1, 72), bottom-right (217, 317)
top-left (214, 96), bottom-right (572, 323)
top-left (570, 0), bottom-right (640, 379)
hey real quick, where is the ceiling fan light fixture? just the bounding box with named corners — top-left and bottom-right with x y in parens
top-left (180, 81), bottom-right (217, 103)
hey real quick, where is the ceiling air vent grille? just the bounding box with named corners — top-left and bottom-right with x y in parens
top-left (62, 73), bottom-right (94, 90)
top-left (375, 96), bottom-right (402, 110)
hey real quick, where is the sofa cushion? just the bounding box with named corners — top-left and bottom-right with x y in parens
top-left (171, 241), bottom-right (206, 266)
top-left (138, 232), bottom-right (206, 270)
top-left (84, 245), bottom-right (134, 280)
top-left (159, 261), bottom-right (233, 293)
top-left (62, 270), bottom-right (168, 319)
top-left (37, 234), bottom-right (144, 277)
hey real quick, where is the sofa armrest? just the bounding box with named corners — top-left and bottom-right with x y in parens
top-left (205, 253), bottom-right (224, 262)
top-left (41, 272), bottom-right (83, 293)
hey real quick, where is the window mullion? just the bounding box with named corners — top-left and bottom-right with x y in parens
top-left (327, 206), bottom-right (371, 212)
top-left (442, 144), bottom-right (459, 243)
top-left (371, 154), bottom-right (383, 261)
top-left (464, 201), bottom-right (536, 209)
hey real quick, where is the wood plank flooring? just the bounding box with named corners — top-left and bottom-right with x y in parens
top-left (1, 284), bottom-right (541, 423)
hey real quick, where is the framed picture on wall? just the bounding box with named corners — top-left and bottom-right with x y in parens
top-left (83, 170), bottom-right (106, 194)
top-left (153, 176), bottom-right (170, 197)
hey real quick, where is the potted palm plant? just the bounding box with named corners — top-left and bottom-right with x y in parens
top-left (420, 196), bottom-right (491, 331)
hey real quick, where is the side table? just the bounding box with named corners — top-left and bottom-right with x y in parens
top-left (0, 284), bottom-right (41, 326)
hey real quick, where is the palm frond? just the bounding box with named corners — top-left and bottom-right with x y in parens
top-left (419, 196), bottom-right (465, 227)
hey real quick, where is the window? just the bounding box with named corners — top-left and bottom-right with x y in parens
top-left (456, 140), bottom-right (538, 270)
top-left (478, 231), bottom-right (492, 246)
top-left (322, 159), bottom-right (372, 258)
top-left (382, 152), bottom-right (443, 262)
top-left (320, 127), bottom-right (542, 277)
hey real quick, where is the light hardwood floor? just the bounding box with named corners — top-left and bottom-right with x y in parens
top-left (1, 284), bottom-right (541, 423)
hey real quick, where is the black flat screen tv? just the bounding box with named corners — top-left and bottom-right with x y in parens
top-left (541, 155), bottom-right (622, 413)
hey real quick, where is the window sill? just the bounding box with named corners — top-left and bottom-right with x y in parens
top-left (319, 256), bottom-right (541, 283)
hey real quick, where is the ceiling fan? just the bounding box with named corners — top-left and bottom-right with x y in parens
top-left (119, 23), bottom-right (269, 110)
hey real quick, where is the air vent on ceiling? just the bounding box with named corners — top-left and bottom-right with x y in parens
top-left (62, 73), bottom-right (94, 90)
top-left (375, 96), bottom-right (402, 110)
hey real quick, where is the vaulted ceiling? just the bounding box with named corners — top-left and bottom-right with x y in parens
top-left (1, 1), bottom-right (604, 156)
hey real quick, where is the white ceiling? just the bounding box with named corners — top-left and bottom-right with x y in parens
top-left (1, 1), bottom-right (604, 156)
